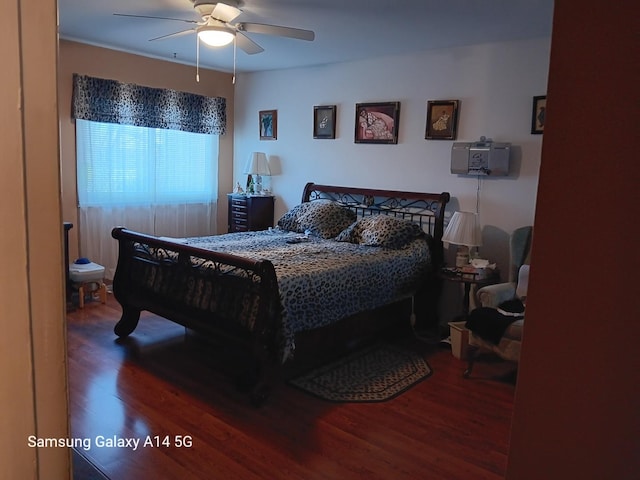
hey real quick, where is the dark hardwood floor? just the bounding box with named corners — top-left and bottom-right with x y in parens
top-left (67, 294), bottom-right (516, 480)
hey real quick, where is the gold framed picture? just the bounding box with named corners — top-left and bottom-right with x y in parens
top-left (425, 100), bottom-right (459, 140)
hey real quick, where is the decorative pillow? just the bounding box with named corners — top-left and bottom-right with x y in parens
top-left (277, 200), bottom-right (356, 238)
top-left (336, 215), bottom-right (424, 249)
top-left (276, 201), bottom-right (318, 232)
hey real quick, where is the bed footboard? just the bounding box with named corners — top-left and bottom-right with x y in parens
top-left (111, 227), bottom-right (281, 405)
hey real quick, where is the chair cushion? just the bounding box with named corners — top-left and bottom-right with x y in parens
top-left (470, 331), bottom-right (521, 363)
top-left (502, 319), bottom-right (524, 342)
top-left (469, 319), bottom-right (523, 362)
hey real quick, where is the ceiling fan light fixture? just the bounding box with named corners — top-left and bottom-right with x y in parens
top-left (197, 25), bottom-right (235, 47)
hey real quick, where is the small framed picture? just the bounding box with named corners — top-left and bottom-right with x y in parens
top-left (355, 102), bottom-right (400, 144)
top-left (531, 96), bottom-right (546, 134)
top-left (313, 105), bottom-right (337, 139)
top-left (259, 110), bottom-right (277, 140)
top-left (425, 100), bottom-right (459, 140)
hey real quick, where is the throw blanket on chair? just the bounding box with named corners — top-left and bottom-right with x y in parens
top-left (466, 299), bottom-right (525, 345)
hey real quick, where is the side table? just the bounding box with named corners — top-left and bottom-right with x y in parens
top-left (439, 267), bottom-right (500, 318)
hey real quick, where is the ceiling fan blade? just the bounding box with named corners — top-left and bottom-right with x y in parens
top-left (236, 32), bottom-right (264, 55)
top-left (237, 23), bottom-right (315, 41)
top-left (113, 13), bottom-right (197, 24)
top-left (211, 3), bottom-right (242, 23)
top-left (149, 29), bottom-right (196, 42)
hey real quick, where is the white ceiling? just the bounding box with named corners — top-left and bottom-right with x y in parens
top-left (58, 0), bottom-right (554, 73)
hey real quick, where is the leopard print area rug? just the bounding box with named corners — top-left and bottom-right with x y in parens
top-left (288, 343), bottom-right (432, 402)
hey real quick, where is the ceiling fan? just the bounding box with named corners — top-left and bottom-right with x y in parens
top-left (114, 0), bottom-right (315, 56)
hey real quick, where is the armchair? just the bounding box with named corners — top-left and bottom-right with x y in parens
top-left (463, 226), bottom-right (532, 378)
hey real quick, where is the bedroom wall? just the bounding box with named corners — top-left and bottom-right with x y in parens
top-left (58, 40), bottom-right (236, 262)
top-left (233, 37), bottom-right (550, 314)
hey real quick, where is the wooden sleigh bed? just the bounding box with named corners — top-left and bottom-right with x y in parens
top-left (111, 182), bottom-right (450, 405)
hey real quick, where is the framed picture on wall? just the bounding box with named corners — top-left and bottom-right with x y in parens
top-left (354, 102), bottom-right (400, 144)
top-left (313, 105), bottom-right (337, 139)
top-left (425, 100), bottom-right (459, 140)
top-left (259, 110), bottom-right (277, 140)
top-left (531, 95), bottom-right (546, 134)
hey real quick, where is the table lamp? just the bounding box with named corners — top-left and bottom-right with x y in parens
top-left (442, 211), bottom-right (482, 267)
top-left (243, 152), bottom-right (271, 195)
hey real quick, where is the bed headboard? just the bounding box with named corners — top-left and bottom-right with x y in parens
top-left (301, 182), bottom-right (451, 267)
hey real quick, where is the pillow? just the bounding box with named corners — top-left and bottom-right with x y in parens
top-left (335, 215), bottom-right (424, 249)
top-left (276, 201), bottom-right (318, 232)
top-left (277, 200), bottom-right (356, 239)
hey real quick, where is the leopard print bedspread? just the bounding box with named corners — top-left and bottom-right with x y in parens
top-left (185, 229), bottom-right (432, 360)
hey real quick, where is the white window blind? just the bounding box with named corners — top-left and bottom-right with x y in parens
top-left (76, 119), bottom-right (217, 207)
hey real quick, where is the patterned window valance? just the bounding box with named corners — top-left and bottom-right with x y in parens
top-left (72, 74), bottom-right (226, 135)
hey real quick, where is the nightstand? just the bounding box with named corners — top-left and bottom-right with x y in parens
top-left (227, 194), bottom-right (274, 232)
top-left (440, 267), bottom-right (500, 318)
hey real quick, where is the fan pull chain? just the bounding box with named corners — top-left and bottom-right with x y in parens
top-left (233, 37), bottom-right (237, 84)
top-left (476, 174), bottom-right (482, 214)
top-left (196, 34), bottom-right (200, 83)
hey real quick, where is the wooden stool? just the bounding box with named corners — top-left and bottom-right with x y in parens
top-left (69, 261), bottom-right (106, 308)
top-left (77, 280), bottom-right (107, 308)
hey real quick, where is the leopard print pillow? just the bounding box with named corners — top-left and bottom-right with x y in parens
top-left (276, 201), bottom-right (319, 232)
top-left (277, 200), bottom-right (356, 238)
top-left (335, 215), bottom-right (424, 249)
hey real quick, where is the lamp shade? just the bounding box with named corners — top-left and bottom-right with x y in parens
top-left (442, 211), bottom-right (482, 247)
top-left (197, 25), bottom-right (235, 47)
top-left (243, 152), bottom-right (271, 176)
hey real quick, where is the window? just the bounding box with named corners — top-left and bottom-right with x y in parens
top-left (71, 76), bottom-right (224, 278)
top-left (76, 119), bottom-right (218, 207)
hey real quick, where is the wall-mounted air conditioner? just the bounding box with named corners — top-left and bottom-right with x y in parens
top-left (451, 137), bottom-right (511, 176)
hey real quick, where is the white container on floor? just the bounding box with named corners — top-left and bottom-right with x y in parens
top-left (69, 262), bottom-right (105, 283)
top-left (448, 321), bottom-right (470, 360)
